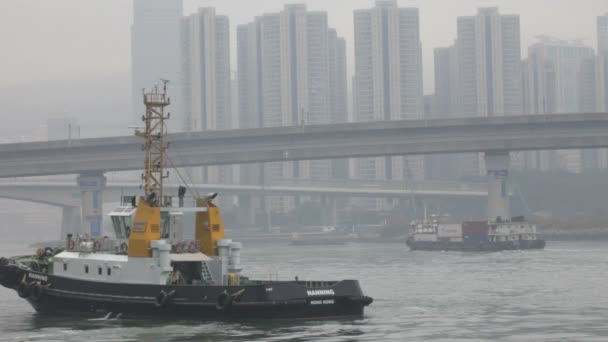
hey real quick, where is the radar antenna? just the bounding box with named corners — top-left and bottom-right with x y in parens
top-left (136, 80), bottom-right (170, 205)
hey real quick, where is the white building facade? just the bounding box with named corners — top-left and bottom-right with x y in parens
top-left (523, 37), bottom-right (597, 172)
top-left (181, 8), bottom-right (233, 184)
top-left (455, 7), bottom-right (523, 175)
top-left (352, 0), bottom-right (424, 184)
top-left (597, 14), bottom-right (608, 112)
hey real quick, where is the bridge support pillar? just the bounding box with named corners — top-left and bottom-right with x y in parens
top-left (484, 152), bottom-right (511, 221)
top-left (237, 194), bottom-right (255, 227)
top-left (77, 172), bottom-right (107, 237)
top-left (60, 206), bottom-right (82, 239)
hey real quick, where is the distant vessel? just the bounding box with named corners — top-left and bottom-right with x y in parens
top-left (0, 83), bottom-right (372, 319)
top-left (290, 226), bottom-right (349, 246)
top-left (290, 234), bottom-right (348, 246)
top-left (406, 215), bottom-right (546, 252)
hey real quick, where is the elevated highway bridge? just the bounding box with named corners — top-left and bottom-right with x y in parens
top-left (1, 112), bottom-right (607, 236)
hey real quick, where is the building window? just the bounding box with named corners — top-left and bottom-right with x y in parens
top-left (85, 265), bottom-right (89, 274)
top-left (107, 268), bottom-right (111, 276)
top-left (98, 267), bottom-right (102, 275)
top-left (63, 263), bottom-right (67, 271)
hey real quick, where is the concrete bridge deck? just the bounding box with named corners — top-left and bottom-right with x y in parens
top-left (1, 113), bottom-right (608, 178)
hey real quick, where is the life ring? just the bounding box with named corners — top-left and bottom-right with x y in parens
top-left (187, 241), bottom-right (197, 253)
top-left (93, 240), bottom-right (102, 252)
top-left (29, 282), bottom-right (44, 302)
top-left (120, 242), bottom-right (128, 254)
top-left (67, 240), bottom-right (76, 251)
top-left (154, 289), bottom-right (175, 308)
top-left (215, 290), bottom-right (232, 311)
top-left (17, 281), bottom-right (30, 298)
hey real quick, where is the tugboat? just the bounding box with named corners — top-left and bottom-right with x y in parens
top-left (406, 215), bottom-right (546, 252)
top-left (0, 83), bottom-right (372, 319)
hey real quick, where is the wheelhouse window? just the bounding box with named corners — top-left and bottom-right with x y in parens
top-left (63, 263), bottom-right (67, 271)
top-left (98, 267), bottom-right (102, 275)
top-left (107, 268), bottom-right (111, 276)
top-left (85, 265), bottom-right (89, 274)
top-left (109, 206), bottom-right (136, 239)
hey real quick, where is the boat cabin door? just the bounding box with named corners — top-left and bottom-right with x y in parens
top-left (161, 211), bottom-right (184, 242)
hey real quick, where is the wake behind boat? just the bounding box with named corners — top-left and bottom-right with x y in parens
top-left (0, 83), bottom-right (372, 320)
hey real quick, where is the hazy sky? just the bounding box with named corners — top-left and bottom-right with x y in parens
top-left (0, 0), bottom-right (607, 139)
top-left (1, 0), bottom-right (607, 88)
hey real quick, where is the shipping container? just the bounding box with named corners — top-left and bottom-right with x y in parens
top-left (462, 221), bottom-right (488, 236)
top-left (437, 224), bottom-right (462, 238)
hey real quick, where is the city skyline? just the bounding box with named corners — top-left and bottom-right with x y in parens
top-left (2, 1), bottom-right (607, 92)
top-left (1, 1), bottom-right (608, 143)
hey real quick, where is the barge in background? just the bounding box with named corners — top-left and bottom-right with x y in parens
top-left (406, 215), bottom-right (546, 252)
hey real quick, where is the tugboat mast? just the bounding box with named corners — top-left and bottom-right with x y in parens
top-left (137, 80), bottom-right (170, 205)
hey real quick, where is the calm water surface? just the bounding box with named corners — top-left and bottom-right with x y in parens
top-left (1, 227), bottom-right (608, 341)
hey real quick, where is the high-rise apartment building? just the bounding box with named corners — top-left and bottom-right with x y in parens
top-left (597, 14), bottom-right (608, 112)
top-left (131, 0), bottom-right (183, 132)
top-left (181, 8), bottom-right (231, 132)
top-left (457, 7), bottom-right (522, 117)
top-left (327, 29), bottom-right (349, 125)
top-left (181, 7), bottom-right (232, 184)
top-left (594, 14), bottom-right (608, 170)
top-left (523, 37), bottom-right (596, 172)
top-left (426, 44), bottom-right (479, 180)
top-left (452, 8), bottom-right (523, 176)
top-left (237, 5), bottom-right (348, 211)
top-left (328, 29), bottom-right (350, 179)
top-left (238, 5), bottom-right (345, 133)
top-left (525, 37), bottom-right (594, 115)
top-left (433, 45), bottom-right (459, 118)
top-left (353, 0), bottom-right (424, 184)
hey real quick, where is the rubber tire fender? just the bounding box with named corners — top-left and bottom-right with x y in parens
top-left (17, 281), bottom-right (30, 298)
top-left (154, 289), bottom-right (175, 308)
top-left (215, 290), bottom-right (233, 311)
top-left (30, 282), bottom-right (44, 302)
